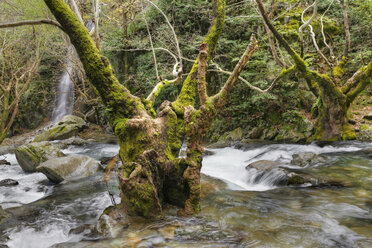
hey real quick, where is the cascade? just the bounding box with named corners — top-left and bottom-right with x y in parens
top-left (51, 45), bottom-right (75, 123)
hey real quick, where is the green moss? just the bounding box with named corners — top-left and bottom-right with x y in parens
top-left (172, 0), bottom-right (225, 114)
top-left (164, 107), bottom-right (183, 160)
top-left (287, 175), bottom-right (306, 185)
top-left (342, 124), bottom-right (357, 140)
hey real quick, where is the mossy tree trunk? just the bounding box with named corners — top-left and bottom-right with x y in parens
top-left (256, 0), bottom-right (372, 141)
top-left (44, 0), bottom-right (257, 217)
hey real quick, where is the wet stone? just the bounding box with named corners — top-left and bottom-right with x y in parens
top-left (0, 159), bottom-right (11, 166)
top-left (290, 153), bottom-right (326, 167)
top-left (0, 179), bottom-right (19, 187)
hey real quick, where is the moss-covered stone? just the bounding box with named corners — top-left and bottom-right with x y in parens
top-left (33, 115), bottom-right (87, 142)
top-left (15, 141), bottom-right (65, 172)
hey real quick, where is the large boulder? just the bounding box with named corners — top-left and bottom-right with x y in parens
top-left (357, 125), bottom-right (372, 141)
top-left (15, 142), bottom-right (65, 172)
top-left (33, 115), bottom-right (87, 142)
top-left (37, 155), bottom-right (101, 183)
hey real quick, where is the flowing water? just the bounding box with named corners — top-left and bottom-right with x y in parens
top-left (0, 141), bottom-right (371, 247)
top-left (51, 46), bottom-right (75, 123)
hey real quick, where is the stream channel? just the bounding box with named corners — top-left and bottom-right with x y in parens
top-left (0, 141), bottom-right (371, 247)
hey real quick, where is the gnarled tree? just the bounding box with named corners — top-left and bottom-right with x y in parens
top-left (43, 0), bottom-right (258, 217)
top-left (256, 0), bottom-right (372, 141)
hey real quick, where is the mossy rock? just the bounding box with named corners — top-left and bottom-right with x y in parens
top-left (247, 127), bottom-right (264, 139)
top-left (223, 127), bottom-right (244, 142)
top-left (33, 115), bottom-right (87, 142)
top-left (357, 125), bottom-right (372, 141)
top-left (274, 128), bottom-right (307, 143)
top-left (37, 155), bottom-right (101, 183)
top-left (15, 142), bottom-right (65, 172)
top-left (290, 153), bottom-right (327, 167)
top-left (260, 128), bottom-right (278, 140)
top-left (97, 204), bottom-right (129, 238)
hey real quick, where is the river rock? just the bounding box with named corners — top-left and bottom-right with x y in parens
top-left (0, 159), bottom-right (11, 166)
top-left (260, 128), bottom-right (278, 140)
top-left (290, 153), bottom-right (326, 167)
top-left (15, 142), bottom-right (66, 172)
top-left (37, 155), bottom-right (101, 183)
top-left (54, 136), bottom-right (93, 149)
top-left (97, 204), bottom-right (129, 237)
top-left (33, 115), bottom-right (87, 142)
top-left (247, 127), bottom-right (264, 139)
top-left (357, 125), bottom-right (372, 141)
top-left (0, 145), bottom-right (16, 156)
top-left (246, 160), bottom-right (281, 171)
top-left (0, 179), bottom-right (19, 187)
top-left (245, 160), bottom-right (345, 187)
top-left (274, 129), bottom-right (307, 143)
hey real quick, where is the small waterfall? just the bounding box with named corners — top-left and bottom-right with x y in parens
top-left (52, 46), bottom-right (75, 123)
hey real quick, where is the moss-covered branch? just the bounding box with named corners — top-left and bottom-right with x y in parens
top-left (212, 34), bottom-right (259, 108)
top-left (172, 0), bottom-right (225, 114)
top-left (346, 62), bottom-right (372, 104)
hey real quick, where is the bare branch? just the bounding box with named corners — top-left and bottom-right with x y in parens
top-left (299, 0), bottom-right (319, 57)
top-left (339, 0), bottom-right (350, 58)
top-left (142, 9), bottom-right (160, 81)
top-left (321, 0), bottom-right (335, 60)
top-left (69, 0), bottom-right (84, 23)
top-left (0, 19), bottom-right (63, 31)
top-left (143, 0), bottom-right (182, 74)
top-left (256, 1), bottom-right (287, 68)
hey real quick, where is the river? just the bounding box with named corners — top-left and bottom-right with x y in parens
top-left (0, 141), bottom-right (371, 247)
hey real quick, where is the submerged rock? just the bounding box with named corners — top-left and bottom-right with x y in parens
top-left (37, 155), bottom-right (101, 183)
top-left (97, 204), bottom-right (129, 237)
top-left (246, 160), bottom-right (281, 171)
top-left (33, 115), bottom-right (87, 142)
top-left (0, 179), bottom-right (19, 187)
top-left (290, 153), bottom-right (326, 167)
top-left (15, 142), bottom-right (65, 172)
top-left (245, 160), bottom-right (345, 187)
